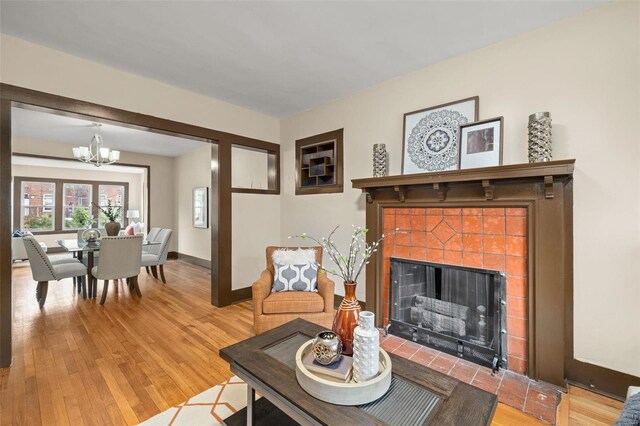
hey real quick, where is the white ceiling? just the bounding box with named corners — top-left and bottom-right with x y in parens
top-left (0, 1), bottom-right (604, 118)
top-left (12, 107), bottom-right (206, 157)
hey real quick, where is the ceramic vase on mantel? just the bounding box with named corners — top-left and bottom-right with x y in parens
top-left (353, 311), bottom-right (380, 382)
top-left (527, 112), bottom-right (552, 163)
top-left (332, 282), bottom-right (361, 356)
top-left (104, 221), bottom-right (121, 236)
top-left (372, 143), bottom-right (388, 177)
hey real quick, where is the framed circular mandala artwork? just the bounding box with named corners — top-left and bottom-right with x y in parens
top-left (402, 96), bottom-right (479, 174)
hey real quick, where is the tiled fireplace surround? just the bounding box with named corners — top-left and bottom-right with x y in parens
top-left (353, 161), bottom-right (575, 424)
top-left (379, 207), bottom-right (560, 422)
top-left (382, 206), bottom-right (529, 374)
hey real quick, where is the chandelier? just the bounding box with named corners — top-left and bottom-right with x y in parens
top-left (72, 123), bottom-right (120, 167)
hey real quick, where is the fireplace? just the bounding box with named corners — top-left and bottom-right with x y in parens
top-left (352, 160), bottom-right (574, 387)
top-left (388, 258), bottom-right (506, 371)
top-left (381, 206), bottom-right (528, 374)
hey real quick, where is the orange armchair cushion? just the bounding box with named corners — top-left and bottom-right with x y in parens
top-left (262, 291), bottom-right (325, 314)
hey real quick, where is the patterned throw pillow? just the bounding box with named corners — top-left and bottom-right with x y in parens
top-left (273, 262), bottom-right (318, 292)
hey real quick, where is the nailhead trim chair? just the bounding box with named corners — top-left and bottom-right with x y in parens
top-left (252, 246), bottom-right (335, 334)
top-left (141, 229), bottom-right (172, 283)
top-left (91, 235), bottom-right (143, 305)
top-left (143, 227), bottom-right (163, 274)
top-left (23, 236), bottom-right (88, 308)
top-left (143, 228), bottom-right (162, 254)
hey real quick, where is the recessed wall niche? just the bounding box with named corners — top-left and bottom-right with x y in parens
top-left (295, 129), bottom-right (343, 195)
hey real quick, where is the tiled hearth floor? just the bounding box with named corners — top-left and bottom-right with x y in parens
top-left (380, 333), bottom-right (561, 424)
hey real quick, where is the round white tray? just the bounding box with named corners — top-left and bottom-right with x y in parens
top-left (295, 339), bottom-right (392, 406)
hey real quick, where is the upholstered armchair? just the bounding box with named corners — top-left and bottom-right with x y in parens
top-left (252, 246), bottom-right (335, 334)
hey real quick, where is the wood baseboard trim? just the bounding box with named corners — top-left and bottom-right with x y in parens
top-left (566, 358), bottom-right (640, 400)
top-left (174, 252), bottom-right (211, 269)
top-left (231, 287), bottom-right (252, 303)
top-left (170, 251), bottom-right (252, 303)
top-left (333, 294), bottom-right (366, 310)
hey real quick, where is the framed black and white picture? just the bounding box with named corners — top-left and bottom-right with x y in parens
top-left (193, 187), bottom-right (209, 228)
top-left (402, 96), bottom-right (479, 174)
top-left (458, 117), bottom-right (504, 170)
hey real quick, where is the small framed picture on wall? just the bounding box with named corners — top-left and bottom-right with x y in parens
top-left (458, 117), bottom-right (504, 170)
top-left (193, 187), bottom-right (209, 228)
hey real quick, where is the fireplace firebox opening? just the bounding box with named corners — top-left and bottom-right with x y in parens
top-left (387, 257), bottom-right (507, 372)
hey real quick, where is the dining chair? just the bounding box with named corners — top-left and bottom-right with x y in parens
top-left (23, 236), bottom-right (88, 307)
top-left (143, 227), bottom-right (163, 273)
top-left (91, 235), bottom-right (143, 305)
top-left (144, 228), bottom-right (162, 251)
top-left (141, 228), bottom-right (172, 283)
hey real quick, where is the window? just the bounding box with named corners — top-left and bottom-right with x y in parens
top-left (98, 184), bottom-right (126, 227)
top-left (14, 177), bottom-right (129, 234)
top-left (63, 183), bottom-right (93, 230)
top-left (20, 181), bottom-right (55, 232)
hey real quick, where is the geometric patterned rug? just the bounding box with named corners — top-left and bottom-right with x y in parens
top-left (138, 376), bottom-right (249, 426)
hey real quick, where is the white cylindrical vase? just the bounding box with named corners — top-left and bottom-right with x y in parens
top-left (352, 311), bottom-right (379, 382)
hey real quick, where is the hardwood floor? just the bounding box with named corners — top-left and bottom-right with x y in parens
top-left (1, 259), bottom-right (623, 425)
top-left (1, 259), bottom-right (253, 425)
top-left (561, 385), bottom-right (624, 425)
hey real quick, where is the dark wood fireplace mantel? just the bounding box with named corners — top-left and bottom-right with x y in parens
top-left (352, 159), bottom-right (575, 388)
top-left (353, 160), bottom-right (575, 203)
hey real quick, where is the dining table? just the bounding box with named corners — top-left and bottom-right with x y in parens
top-left (56, 238), bottom-right (160, 299)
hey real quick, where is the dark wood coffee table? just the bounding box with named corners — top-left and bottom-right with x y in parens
top-left (220, 319), bottom-right (497, 425)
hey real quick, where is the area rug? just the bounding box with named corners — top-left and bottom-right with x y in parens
top-left (139, 376), bottom-right (249, 426)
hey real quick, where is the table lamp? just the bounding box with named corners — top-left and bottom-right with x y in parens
top-left (126, 210), bottom-right (140, 226)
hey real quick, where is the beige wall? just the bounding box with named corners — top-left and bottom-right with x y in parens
top-left (231, 193), bottom-right (281, 290)
top-left (12, 137), bottom-right (177, 251)
top-left (279, 2), bottom-right (640, 377)
top-left (230, 147), bottom-right (281, 289)
top-left (175, 144), bottom-right (212, 260)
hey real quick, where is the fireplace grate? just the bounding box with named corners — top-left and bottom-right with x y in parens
top-left (388, 258), bottom-right (507, 371)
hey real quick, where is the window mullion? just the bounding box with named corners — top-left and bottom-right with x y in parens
top-left (55, 181), bottom-right (62, 231)
top-left (92, 183), bottom-right (99, 229)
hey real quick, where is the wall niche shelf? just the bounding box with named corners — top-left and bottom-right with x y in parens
top-left (295, 129), bottom-right (343, 195)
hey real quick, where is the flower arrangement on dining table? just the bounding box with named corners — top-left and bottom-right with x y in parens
top-left (92, 200), bottom-right (122, 222)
